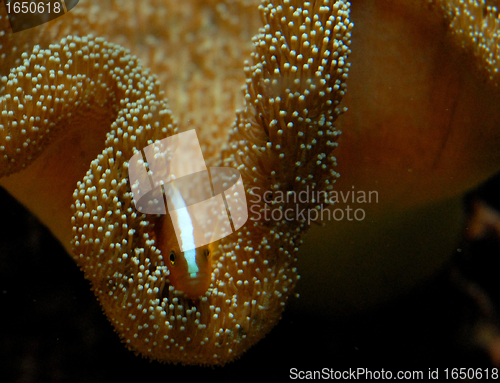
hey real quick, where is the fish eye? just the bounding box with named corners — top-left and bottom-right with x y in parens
top-left (169, 250), bottom-right (176, 265)
top-left (204, 249), bottom-right (210, 258)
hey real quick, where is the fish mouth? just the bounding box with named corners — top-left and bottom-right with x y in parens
top-left (176, 273), bottom-right (211, 299)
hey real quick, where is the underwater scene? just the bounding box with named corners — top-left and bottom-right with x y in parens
top-left (0, 0), bottom-right (499, 381)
